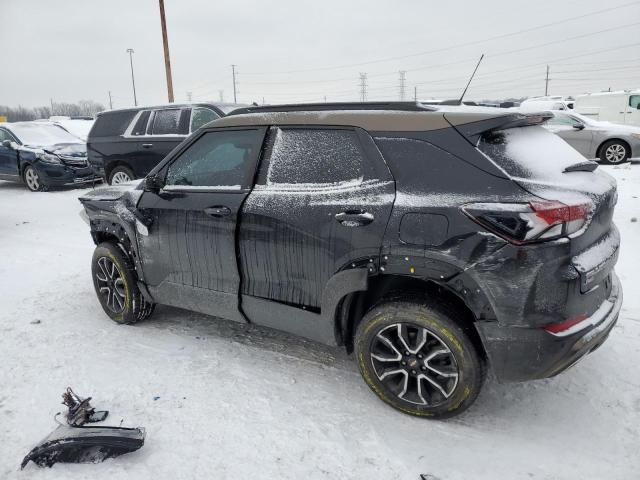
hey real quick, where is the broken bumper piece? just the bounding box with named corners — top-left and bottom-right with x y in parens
top-left (21, 424), bottom-right (145, 469)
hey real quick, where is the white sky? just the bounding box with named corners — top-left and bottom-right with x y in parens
top-left (1, 0), bottom-right (639, 108)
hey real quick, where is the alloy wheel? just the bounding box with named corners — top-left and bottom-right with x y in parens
top-left (111, 171), bottom-right (132, 184)
top-left (95, 256), bottom-right (126, 314)
top-left (25, 167), bottom-right (40, 191)
top-left (605, 144), bottom-right (627, 164)
top-left (370, 323), bottom-right (459, 406)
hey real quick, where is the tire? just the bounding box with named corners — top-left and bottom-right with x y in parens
top-left (91, 242), bottom-right (155, 324)
top-left (23, 165), bottom-right (49, 192)
top-left (599, 140), bottom-right (630, 165)
top-left (354, 298), bottom-right (485, 419)
top-left (108, 166), bottom-right (135, 185)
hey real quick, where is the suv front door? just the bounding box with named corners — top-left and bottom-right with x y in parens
top-left (239, 126), bottom-right (395, 311)
top-left (137, 127), bottom-right (267, 321)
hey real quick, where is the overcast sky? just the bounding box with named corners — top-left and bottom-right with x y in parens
top-left (1, 0), bottom-right (639, 108)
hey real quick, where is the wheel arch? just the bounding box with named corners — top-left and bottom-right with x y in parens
top-left (105, 160), bottom-right (135, 182)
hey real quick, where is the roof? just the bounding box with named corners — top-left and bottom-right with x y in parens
top-left (96, 102), bottom-right (248, 116)
top-left (207, 102), bottom-right (518, 132)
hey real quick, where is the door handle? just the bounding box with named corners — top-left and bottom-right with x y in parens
top-left (204, 206), bottom-right (231, 217)
top-left (335, 210), bottom-right (374, 227)
top-left (142, 143), bottom-right (153, 148)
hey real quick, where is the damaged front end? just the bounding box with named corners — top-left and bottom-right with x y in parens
top-left (21, 388), bottom-right (145, 469)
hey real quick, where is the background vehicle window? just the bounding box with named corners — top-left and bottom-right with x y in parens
top-left (90, 110), bottom-right (137, 137)
top-left (629, 95), bottom-right (640, 109)
top-left (131, 111), bottom-right (151, 136)
top-left (263, 128), bottom-right (364, 186)
top-left (190, 107), bottom-right (219, 131)
top-left (165, 130), bottom-right (261, 188)
top-left (152, 109), bottom-right (188, 135)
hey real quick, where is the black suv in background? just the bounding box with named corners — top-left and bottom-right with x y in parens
top-left (87, 103), bottom-right (246, 184)
top-left (79, 102), bottom-right (622, 418)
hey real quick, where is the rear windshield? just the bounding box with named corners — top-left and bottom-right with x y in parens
top-left (90, 110), bottom-right (137, 137)
top-left (477, 126), bottom-right (586, 180)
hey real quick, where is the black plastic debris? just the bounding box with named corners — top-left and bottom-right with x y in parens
top-left (20, 387), bottom-right (145, 469)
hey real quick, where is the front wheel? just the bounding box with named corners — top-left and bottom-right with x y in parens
top-left (23, 165), bottom-right (48, 192)
top-left (91, 242), bottom-right (154, 324)
top-left (354, 299), bottom-right (485, 419)
top-left (599, 140), bottom-right (630, 164)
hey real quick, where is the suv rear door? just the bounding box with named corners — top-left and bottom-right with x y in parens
top-left (137, 127), bottom-right (267, 321)
top-left (238, 126), bottom-right (395, 311)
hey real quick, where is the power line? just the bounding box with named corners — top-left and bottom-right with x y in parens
top-left (239, 1), bottom-right (640, 76)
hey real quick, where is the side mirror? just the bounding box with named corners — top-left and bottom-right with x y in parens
top-left (573, 123), bottom-right (585, 130)
top-left (2, 140), bottom-right (14, 149)
top-left (143, 174), bottom-right (164, 193)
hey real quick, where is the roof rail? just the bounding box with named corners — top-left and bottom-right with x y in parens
top-left (228, 101), bottom-right (436, 116)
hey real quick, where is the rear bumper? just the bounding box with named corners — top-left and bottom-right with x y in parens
top-left (477, 273), bottom-right (622, 382)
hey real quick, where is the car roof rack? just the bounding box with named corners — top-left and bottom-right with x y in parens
top-left (228, 101), bottom-right (436, 116)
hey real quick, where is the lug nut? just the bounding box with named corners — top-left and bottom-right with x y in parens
top-left (420, 366), bottom-right (427, 371)
top-left (417, 353), bottom-right (423, 359)
top-left (411, 369), bottom-right (417, 375)
top-left (401, 361), bottom-right (407, 366)
top-left (404, 351), bottom-right (410, 356)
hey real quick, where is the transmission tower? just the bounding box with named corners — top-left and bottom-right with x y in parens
top-left (359, 73), bottom-right (368, 102)
top-left (399, 71), bottom-right (407, 101)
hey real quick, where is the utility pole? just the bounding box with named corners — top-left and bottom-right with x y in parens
top-left (126, 48), bottom-right (138, 106)
top-left (359, 73), bottom-right (368, 102)
top-left (218, 90), bottom-right (224, 102)
top-left (158, 0), bottom-right (174, 102)
top-left (186, 91), bottom-right (192, 102)
top-left (324, 95), bottom-right (327, 102)
top-left (108, 91), bottom-right (113, 109)
top-left (231, 65), bottom-right (238, 103)
top-left (545, 65), bottom-right (550, 96)
top-left (414, 86), bottom-right (418, 102)
top-left (50, 98), bottom-right (54, 116)
top-left (398, 70), bottom-right (407, 101)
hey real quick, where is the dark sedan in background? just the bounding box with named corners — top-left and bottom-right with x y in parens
top-left (87, 102), bottom-right (246, 185)
top-left (0, 122), bottom-right (100, 191)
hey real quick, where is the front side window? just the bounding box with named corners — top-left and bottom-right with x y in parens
top-left (547, 113), bottom-right (582, 127)
top-left (190, 107), bottom-right (220, 131)
top-left (152, 109), bottom-right (188, 135)
top-left (165, 129), bottom-right (261, 188)
top-left (0, 129), bottom-right (17, 143)
top-left (263, 128), bottom-right (364, 187)
top-left (629, 95), bottom-right (640, 109)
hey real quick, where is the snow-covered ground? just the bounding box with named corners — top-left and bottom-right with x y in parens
top-left (1, 163), bottom-right (639, 480)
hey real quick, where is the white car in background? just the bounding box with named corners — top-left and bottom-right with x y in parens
top-left (542, 110), bottom-right (640, 164)
top-left (520, 96), bottom-right (574, 112)
top-left (574, 90), bottom-right (640, 127)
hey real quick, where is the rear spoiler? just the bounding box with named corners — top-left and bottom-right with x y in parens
top-left (445, 111), bottom-right (553, 144)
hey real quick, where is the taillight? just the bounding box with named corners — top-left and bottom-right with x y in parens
top-left (462, 200), bottom-right (592, 244)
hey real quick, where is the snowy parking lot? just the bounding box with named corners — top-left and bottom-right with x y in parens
top-left (1, 163), bottom-right (639, 480)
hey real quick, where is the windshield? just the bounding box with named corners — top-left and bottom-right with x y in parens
top-left (478, 125), bottom-right (587, 180)
top-left (9, 122), bottom-right (82, 147)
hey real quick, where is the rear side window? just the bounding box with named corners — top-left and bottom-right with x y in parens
top-left (151, 109), bottom-right (188, 135)
top-left (190, 107), bottom-right (219, 131)
top-left (262, 128), bottom-right (364, 186)
top-left (90, 110), bottom-right (137, 137)
top-left (478, 126), bottom-right (586, 180)
top-left (629, 95), bottom-right (640, 109)
top-left (165, 129), bottom-right (262, 188)
top-left (131, 111), bottom-right (151, 136)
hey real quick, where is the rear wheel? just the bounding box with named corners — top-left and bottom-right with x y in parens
top-left (354, 299), bottom-right (485, 418)
top-left (23, 165), bottom-right (48, 192)
top-left (91, 242), bottom-right (154, 324)
top-left (599, 140), bottom-right (630, 164)
top-left (108, 166), bottom-right (135, 185)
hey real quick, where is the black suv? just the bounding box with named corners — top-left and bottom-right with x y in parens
top-left (87, 103), bottom-right (246, 185)
top-left (79, 102), bottom-right (622, 418)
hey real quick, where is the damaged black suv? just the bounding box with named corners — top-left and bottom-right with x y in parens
top-left (80, 102), bottom-right (622, 418)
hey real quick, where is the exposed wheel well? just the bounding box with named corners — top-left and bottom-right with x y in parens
top-left (596, 138), bottom-right (631, 159)
top-left (339, 275), bottom-right (486, 359)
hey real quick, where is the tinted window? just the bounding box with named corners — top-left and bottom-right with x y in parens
top-left (478, 126), bottom-right (586, 180)
top-left (165, 129), bottom-right (261, 188)
top-left (629, 95), bottom-right (640, 109)
top-left (190, 107), bottom-right (219, 131)
top-left (264, 128), bottom-right (364, 186)
top-left (90, 110), bottom-right (137, 137)
top-left (152, 109), bottom-right (186, 135)
top-left (131, 111), bottom-right (151, 136)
